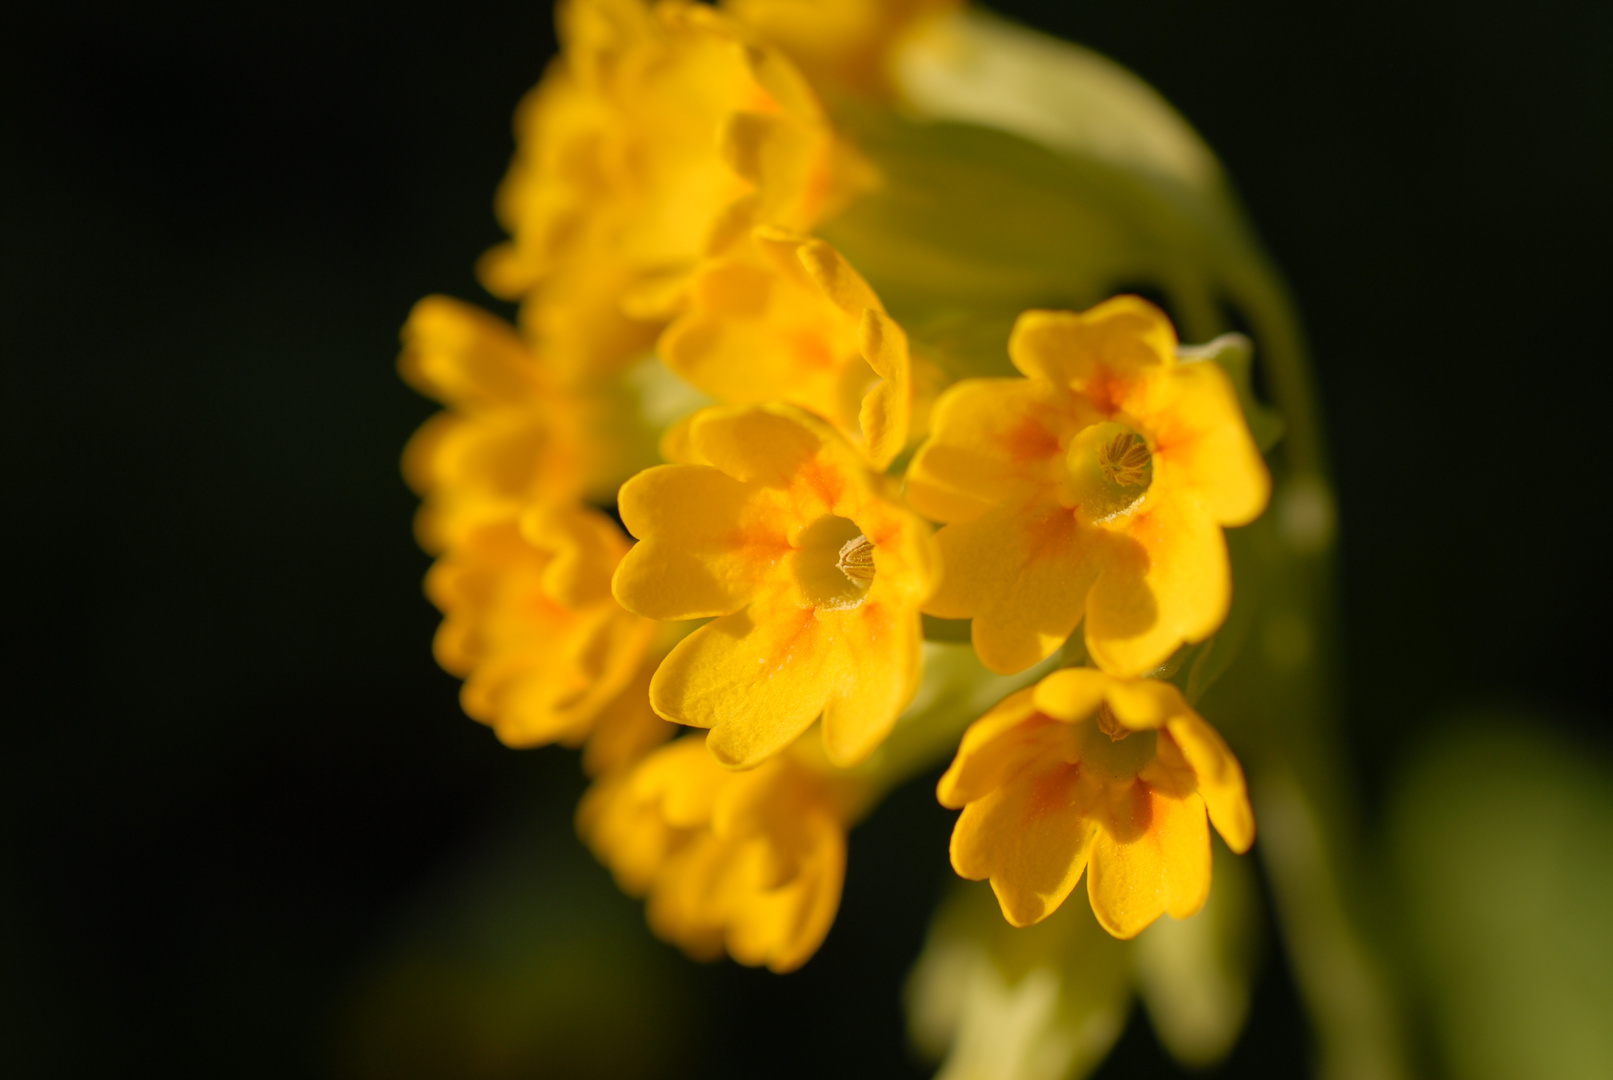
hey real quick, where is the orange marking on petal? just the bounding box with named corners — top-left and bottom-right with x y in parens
top-left (1000, 414), bottom-right (1061, 463)
top-left (788, 329), bottom-right (838, 372)
top-left (795, 456), bottom-right (845, 508)
top-left (1028, 766), bottom-right (1078, 818)
top-left (1085, 370), bottom-right (1129, 417)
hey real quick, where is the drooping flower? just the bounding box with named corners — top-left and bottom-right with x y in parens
top-left (426, 503), bottom-right (655, 752)
top-left (658, 225), bottom-right (912, 467)
top-left (577, 732), bottom-right (851, 973)
top-left (612, 403), bottom-right (940, 768)
top-left (399, 295), bottom-right (642, 553)
top-left (481, 0), bottom-right (857, 378)
top-left (938, 666), bottom-right (1254, 939)
top-left (906, 296), bottom-right (1269, 677)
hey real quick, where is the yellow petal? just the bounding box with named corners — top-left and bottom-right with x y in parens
top-left (904, 377), bottom-right (1072, 524)
top-left (1142, 358), bottom-right (1271, 527)
top-left (1084, 495), bottom-right (1229, 677)
top-left (398, 295), bottom-right (543, 407)
top-left (613, 464), bottom-right (777, 619)
top-left (928, 500), bottom-right (1098, 674)
top-left (1029, 667), bottom-right (1112, 723)
top-left (856, 309), bottom-right (912, 468)
top-left (649, 598), bottom-right (838, 768)
top-left (1085, 785), bottom-right (1210, 939)
top-left (687, 403), bottom-right (829, 487)
top-left (949, 763), bottom-right (1095, 927)
top-left (936, 689), bottom-right (1061, 808)
top-left (1166, 715), bottom-right (1255, 853)
top-left (1101, 676), bottom-right (1188, 732)
top-left (1007, 297), bottom-right (1177, 395)
top-left (817, 603), bottom-right (924, 766)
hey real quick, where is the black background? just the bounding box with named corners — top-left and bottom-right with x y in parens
top-left (4, 1), bottom-right (1610, 1076)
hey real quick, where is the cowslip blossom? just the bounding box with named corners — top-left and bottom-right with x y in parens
top-left (481, 0), bottom-right (855, 377)
top-left (612, 403), bottom-right (939, 768)
top-left (578, 733), bottom-right (851, 973)
top-left (426, 503), bottom-right (654, 753)
top-left (659, 225), bottom-right (911, 467)
top-left (938, 667), bottom-right (1253, 939)
top-left (400, 296), bottom-right (601, 552)
top-left (906, 296), bottom-right (1270, 676)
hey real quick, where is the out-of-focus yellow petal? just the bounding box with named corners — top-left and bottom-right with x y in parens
top-left (579, 730), bottom-right (852, 971)
top-left (927, 500), bottom-right (1099, 674)
top-left (1144, 359), bottom-right (1271, 527)
top-left (1029, 667), bottom-right (1111, 724)
top-left (1007, 298), bottom-right (1176, 398)
top-left (1085, 787), bottom-right (1210, 939)
top-left (486, 0), bottom-right (853, 377)
top-left (1165, 715), bottom-right (1254, 853)
top-left (660, 230), bottom-right (912, 467)
top-left (425, 513), bottom-right (654, 751)
top-left (1084, 495), bottom-right (1229, 678)
top-left (723, 0), bottom-right (961, 98)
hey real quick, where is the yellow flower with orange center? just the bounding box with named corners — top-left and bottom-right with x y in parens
top-left (399, 296), bottom-right (633, 553)
top-left (906, 296), bottom-right (1270, 677)
top-left (659, 225), bottom-right (912, 468)
top-left (612, 403), bottom-right (940, 768)
top-left (939, 667), bottom-right (1253, 939)
top-left (426, 503), bottom-right (655, 753)
top-left (578, 732), bottom-right (851, 973)
top-left (481, 0), bottom-right (855, 377)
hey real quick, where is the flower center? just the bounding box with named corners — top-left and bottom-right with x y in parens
top-left (794, 514), bottom-right (875, 610)
top-left (1095, 702), bottom-right (1130, 741)
top-left (1071, 703), bottom-right (1159, 780)
top-left (1064, 421), bottom-right (1153, 523)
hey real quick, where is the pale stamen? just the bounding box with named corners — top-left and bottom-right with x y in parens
top-left (836, 535), bottom-right (876, 584)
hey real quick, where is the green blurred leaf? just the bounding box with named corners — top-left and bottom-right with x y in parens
top-left (1388, 714), bottom-right (1613, 1080)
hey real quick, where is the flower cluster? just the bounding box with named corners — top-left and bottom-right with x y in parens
top-left (402, 0), bottom-right (1269, 1006)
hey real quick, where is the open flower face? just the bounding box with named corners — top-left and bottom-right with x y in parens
top-left (906, 296), bottom-right (1270, 677)
top-left (659, 226), bottom-right (911, 468)
top-left (612, 403), bottom-right (940, 768)
top-left (481, 0), bottom-right (851, 377)
top-left (427, 504), bottom-right (654, 751)
top-left (577, 733), bottom-right (848, 973)
top-left (939, 667), bottom-right (1254, 939)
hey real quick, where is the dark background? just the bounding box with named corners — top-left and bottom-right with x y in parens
top-left (4, 1), bottom-right (1609, 1076)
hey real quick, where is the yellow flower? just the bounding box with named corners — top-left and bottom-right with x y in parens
top-left (906, 296), bottom-right (1269, 676)
top-left (426, 503), bottom-right (654, 752)
top-left (481, 0), bottom-right (852, 377)
top-left (577, 733), bottom-right (850, 973)
top-left (400, 295), bottom-right (632, 553)
top-left (659, 225), bottom-right (911, 468)
top-left (723, 0), bottom-right (961, 99)
top-left (938, 667), bottom-right (1254, 939)
top-left (612, 403), bottom-right (940, 768)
